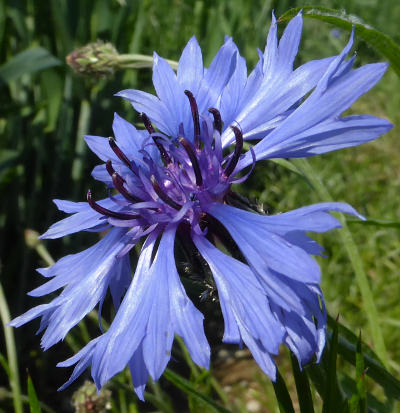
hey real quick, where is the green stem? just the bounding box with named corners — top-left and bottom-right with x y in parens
top-left (71, 99), bottom-right (91, 182)
top-left (292, 158), bottom-right (388, 366)
top-left (0, 283), bottom-right (23, 413)
top-left (116, 54), bottom-right (178, 70)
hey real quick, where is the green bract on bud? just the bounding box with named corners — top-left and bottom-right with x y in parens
top-left (66, 41), bottom-right (119, 77)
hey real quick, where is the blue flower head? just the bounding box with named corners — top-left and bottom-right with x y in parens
top-left (11, 13), bottom-right (392, 400)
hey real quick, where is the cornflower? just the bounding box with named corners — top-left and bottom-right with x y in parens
top-left (11, 12), bottom-right (392, 399)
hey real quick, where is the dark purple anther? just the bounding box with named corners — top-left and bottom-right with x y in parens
top-left (151, 176), bottom-right (182, 210)
top-left (113, 174), bottom-right (141, 203)
top-left (141, 112), bottom-right (172, 165)
top-left (224, 126), bottom-right (243, 177)
top-left (178, 137), bottom-right (203, 187)
top-left (108, 137), bottom-right (132, 169)
top-left (106, 160), bottom-right (141, 203)
top-left (208, 108), bottom-right (222, 135)
top-left (106, 160), bottom-right (115, 176)
top-left (184, 90), bottom-right (201, 147)
top-left (141, 112), bottom-right (155, 134)
top-left (87, 190), bottom-right (139, 220)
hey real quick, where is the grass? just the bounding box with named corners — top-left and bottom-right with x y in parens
top-left (0, 0), bottom-right (399, 411)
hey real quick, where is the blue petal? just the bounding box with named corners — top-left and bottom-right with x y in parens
top-left (177, 36), bottom-right (204, 96)
top-left (128, 343), bottom-right (149, 401)
top-left (168, 249), bottom-right (210, 368)
top-left (152, 52), bottom-right (189, 139)
top-left (219, 53), bottom-right (247, 128)
top-left (16, 228), bottom-right (131, 349)
top-left (112, 113), bottom-right (156, 160)
top-left (142, 230), bottom-right (175, 380)
top-left (57, 337), bottom-right (100, 391)
top-left (206, 203), bottom-right (321, 283)
top-left (221, 54), bottom-right (336, 147)
top-left (262, 115), bottom-right (393, 158)
top-left (40, 196), bottom-right (126, 239)
top-left (193, 234), bottom-right (284, 379)
top-left (237, 57), bottom-right (390, 167)
top-left (90, 232), bottom-right (158, 388)
top-left (254, 202), bottom-right (363, 234)
top-left (196, 37), bottom-right (238, 114)
top-left (275, 12), bottom-right (303, 75)
top-left (115, 89), bottom-right (172, 135)
top-left (193, 234), bottom-right (285, 353)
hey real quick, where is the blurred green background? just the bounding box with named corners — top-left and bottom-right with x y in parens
top-left (1, 0), bottom-right (399, 411)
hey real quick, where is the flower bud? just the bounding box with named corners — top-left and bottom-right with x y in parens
top-left (66, 41), bottom-right (119, 77)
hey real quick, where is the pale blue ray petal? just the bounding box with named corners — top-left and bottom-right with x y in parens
top-left (152, 53), bottom-right (189, 139)
top-left (193, 234), bottom-right (285, 354)
top-left (40, 196), bottom-right (126, 239)
top-left (196, 37), bottom-right (238, 113)
top-left (166, 235), bottom-right (210, 368)
top-left (276, 12), bottom-right (303, 74)
top-left (40, 228), bottom-right (130, 349)
top-left (142, 227), bottom-right (176, 380)
top-left (115, 89), bottom-right (172, 135)
top-left (239, 62), bottom-right (389, 168)
top-left (177, 36), bottom-right (204, 95)
top-left (263, 115), bottom-right (393, 158)
top-left (221, 56), bottom-right (336, 147)
top-left (90, 231), bottom-right (159, 388)
top-left (128, 343), bottom-right (149, 401)
top-left (206, 203), bottom-right (321, 283)
top-left (112, 113), bottom-right (156, 159)
top-left (57, 337), bottom-right (101, 391)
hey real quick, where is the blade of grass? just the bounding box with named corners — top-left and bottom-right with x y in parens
top-left (293, 158), bottom-right (388, 367)
top-left (290, 353), bottom-right (315, 413)
top-left (327, 316), bottom-right (400, 399)
top-left (27, 374), bottom-right (42, 413)
top-left (348, 333), bottom-right (367, 413)
top-left (272, 369), bottom-right (295, 413)
top-left (0, 282), bottom-right (23, 413)
top-left (322, 317), bottom-right (347, 413)
top-left (163, 369), bottom-right (233, 413)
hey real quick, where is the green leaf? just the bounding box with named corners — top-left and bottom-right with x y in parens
top-left (0, 47), bottom-right (61, 83)
top-left (27, 375), bottom-right (42, 413)
top-left (278, 7), bottom-right (400, 77)
top-left (290, 353), bottom-right (314, 413)
top-left (40, 70), bottom-right (64, 133)
top-left (163, 369), bottom-right (233, 413)
top-left (322, 317), bottom-right (348, 413)
top-left (349, 333), bottom-right (367, 413)
top-left (272, 369), bottom-right (295, 413)
top-left (328, 316), bottom-right (400, 400)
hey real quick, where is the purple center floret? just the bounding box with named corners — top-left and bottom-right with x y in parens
top-left (87, 91), bottom-right (248, 233)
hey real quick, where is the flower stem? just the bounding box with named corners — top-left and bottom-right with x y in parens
top-left (0, 282), bottom-right (23, 413)
top-left (293, 158), bottom-right (389, 367)
top-left (116, 53), bottom-right (178, 70)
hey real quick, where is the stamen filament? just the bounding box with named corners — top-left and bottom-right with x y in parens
top-left (208, 108), bottom-right (222, 134)
top-left (108, 137), bottom-right (133, 169)
top-left (87, 190), bottom-right (139, 220)
top-left (141, 112), bottom-right (172, 165)
top-left (106, 160), bottom-right (141, 203)
top-left (224, 126), bottom-right (243, 177)
top-left (184, 90), bottom-right (200, 147)
top-left (151, 176), bottom-right (182, 210)
top-left (178, 137), bottom-right (203, 187)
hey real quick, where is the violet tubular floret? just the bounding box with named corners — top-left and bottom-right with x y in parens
top-left (10, 11), bottom-right (392, 401)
